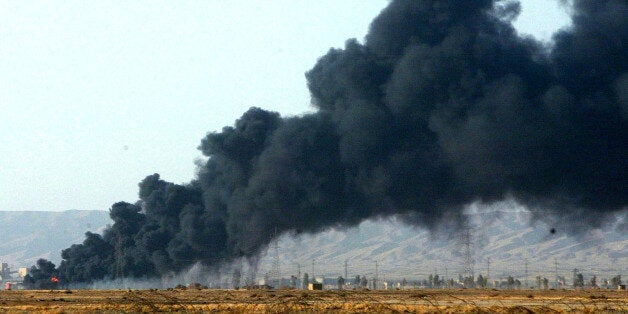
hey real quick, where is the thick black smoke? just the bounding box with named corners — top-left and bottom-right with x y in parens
top-left (57, 0), bottom-right (626, 284)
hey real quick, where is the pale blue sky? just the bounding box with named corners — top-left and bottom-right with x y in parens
top-left (0, 0), bottom-right (571, 212)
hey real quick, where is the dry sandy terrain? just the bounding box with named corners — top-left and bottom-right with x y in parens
top-left (0, 288), bottom-right (625, 313)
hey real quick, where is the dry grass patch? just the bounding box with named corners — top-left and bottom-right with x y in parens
top-left (0, 288), bottom-right (624, 313)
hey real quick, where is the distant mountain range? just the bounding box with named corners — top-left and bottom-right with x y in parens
top-left (0, 209), bottom-right (625, 286)
top-left (0, 210), bottom-right (111, 269)
top-left (256, 209), bottom-right (627, 285)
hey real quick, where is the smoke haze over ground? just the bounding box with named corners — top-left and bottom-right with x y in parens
top-left (55, 0), bottom-right (626, 284)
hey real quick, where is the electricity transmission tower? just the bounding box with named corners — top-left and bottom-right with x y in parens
top-left (554, 258), bottom-right (559, 289)
top-left (270, 229), bottom-right (281, 288)
top-left (486, 257), bottom-right (491, 288)
top-left (374, 260), bottom-right (379, 290)
top-left (115, 234), bottom-right (124, 280)
top-left (461, 225), bottom-right (474, 281)
top-left (524, 259), bottom-right (529, 288)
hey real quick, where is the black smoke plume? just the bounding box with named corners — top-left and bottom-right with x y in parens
top-left (57, 0), bottom-right (626, 284)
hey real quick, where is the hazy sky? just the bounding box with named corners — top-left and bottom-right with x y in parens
top-left (1, 0), bottom-right (571, 212)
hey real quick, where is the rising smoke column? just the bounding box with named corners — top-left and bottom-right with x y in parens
top-left (306, 0), bottom-right (626, 228)
top-left (57, 0), bottom-right (626, 284)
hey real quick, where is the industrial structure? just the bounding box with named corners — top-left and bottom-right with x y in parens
top-left (1, 263), bottom-right (26, 290)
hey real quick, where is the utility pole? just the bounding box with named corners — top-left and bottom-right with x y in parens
top-left (344, 260), bottom-right (348, 281)
top-left (445, 266), bottom-right (448, 289)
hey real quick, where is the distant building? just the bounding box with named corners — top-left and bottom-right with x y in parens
top-left (1, 263), bottom-right (26, 290)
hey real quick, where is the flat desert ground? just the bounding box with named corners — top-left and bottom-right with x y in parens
top-left (0, 288), bottom-right (625, 313)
